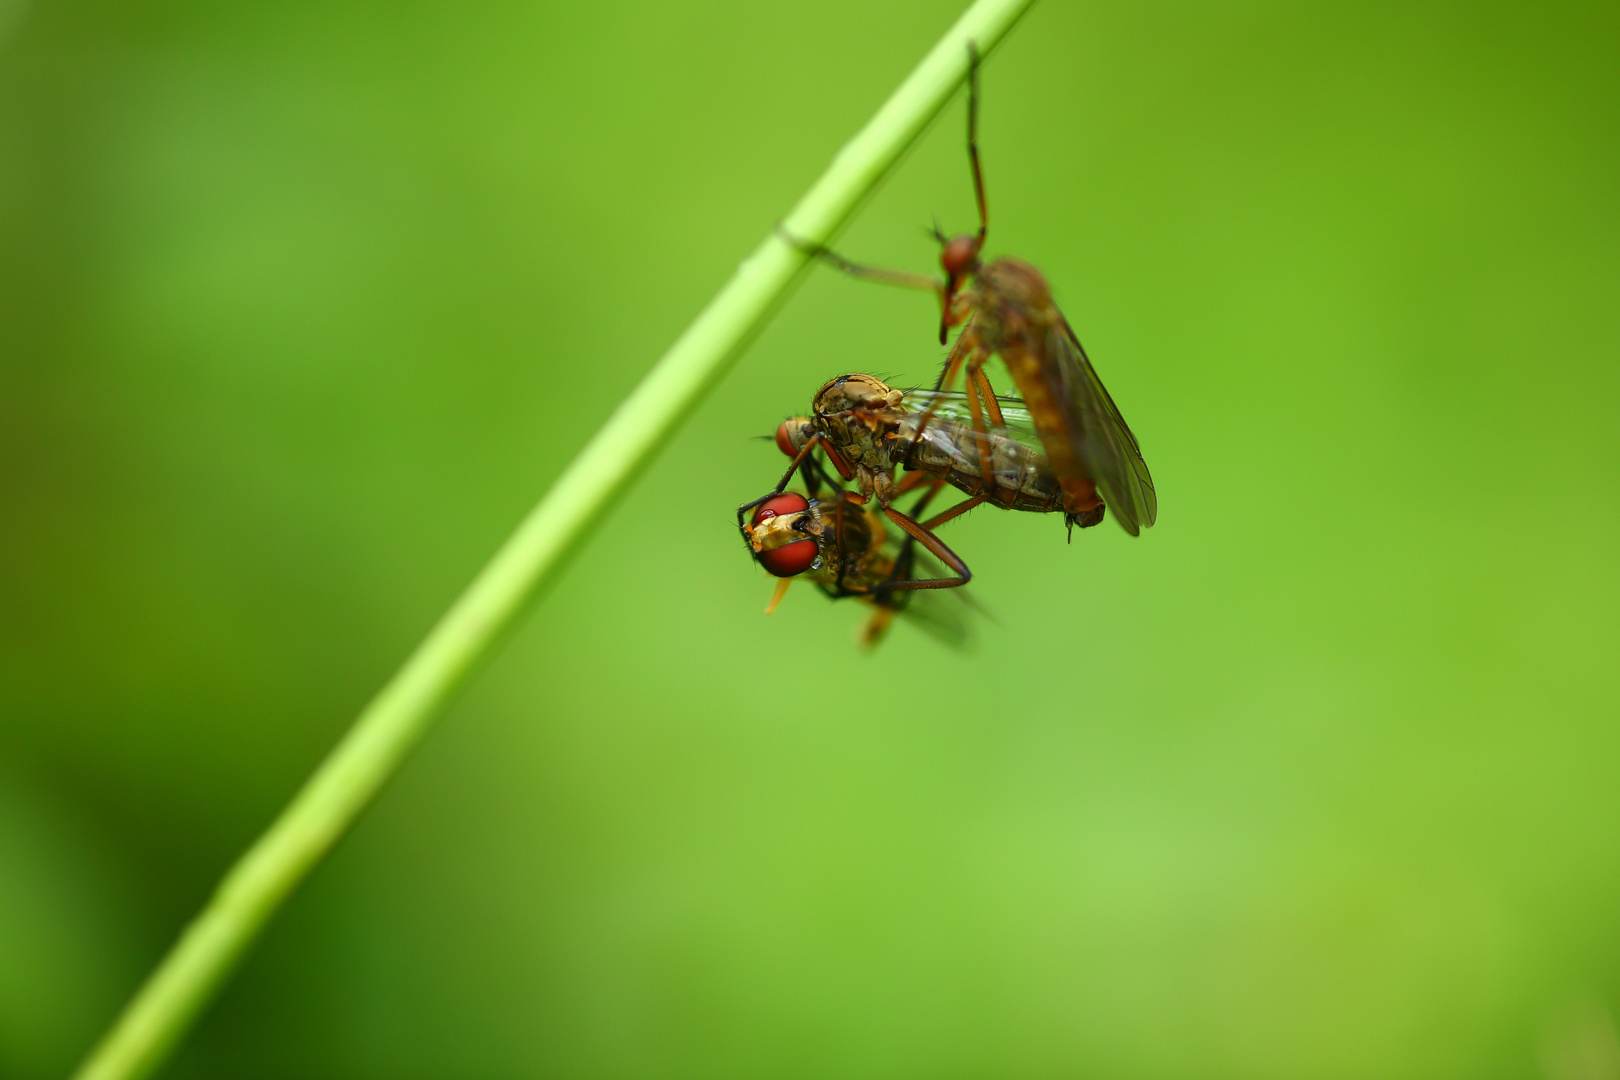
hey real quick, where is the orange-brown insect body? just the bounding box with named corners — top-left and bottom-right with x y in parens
top-left (951, 257), bottom-right (1105, 519)
top-left (789, 45), bottom-right (1157, 537)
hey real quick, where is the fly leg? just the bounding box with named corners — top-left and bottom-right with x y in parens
top-left (874, 476), bottom-right (950, 610)
top-left (901, 327), bottom-right (988, 497)
top-left (735, 433), bottom-right (838, 562)
top-left (929, 314), bottom-right (979, 395)
top-left (891, 469), bottom-right (937, 497)
top-left (921, 332), bottom-right (1001, 501)
top-left (961, 365), bottom-right (1000, 499)
top-left (889, 491), bottom-right (989, 588)
top-left (964, 42), bottom-right (988, 249)
top-left (735, 430), bottom-right (835, 533)
top-left (774, 224), bottom-right (943, 293)
top-left (798, 452), bottom-right (846, 500)
top-left (921, 492), bottom-right (989, 532)
top-left (971, 364), bottom-right (1005, 426)
top-left (775, 223), bottom-right (954, 334)
top-left (870, 508), bottom-right (923, 626)
top-left (873, 507), bottom-right (971, 594)
top-left (869, 491), bottom-right (985, 633)
top-left (874, 492), bottom-right (984, 612)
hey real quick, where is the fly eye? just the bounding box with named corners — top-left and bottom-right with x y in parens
top-left (941, 234), bottom-right (979, 278)
top-left (751, 493), bottom-right (810, 524)
top-left (758, 537), bottom-right (818, 578)
top-left (774, 419), bottom-right (811, 458)
top-left (750, 493), bottom-right (818, 578)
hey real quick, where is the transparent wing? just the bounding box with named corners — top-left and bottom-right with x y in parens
top-left (897, 387), bottom-right (1046, 456)
top-left (1046, 319), bottom-right (1158, 536)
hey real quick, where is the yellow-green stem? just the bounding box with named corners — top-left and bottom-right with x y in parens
top-left (69, 2), bottom-right (1038, 1077)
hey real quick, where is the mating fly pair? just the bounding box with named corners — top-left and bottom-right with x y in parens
top-left (739, 42), bottom-right (1158, 642)
top-left (737, 373), bottom-right (1065, 645)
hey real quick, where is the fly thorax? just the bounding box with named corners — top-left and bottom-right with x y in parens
top-left (813, 373), bottom-right (903, 415)
top-left (982, 258), bottom-right (1052, 306)
top-left (830, 412), bottom-right (890, 472)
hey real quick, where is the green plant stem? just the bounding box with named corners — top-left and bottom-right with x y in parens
top-left (69, 2), bottom-right (1037, 1077)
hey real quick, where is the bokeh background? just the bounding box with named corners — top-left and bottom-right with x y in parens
top-left (4, 0), bottom-right (1619, 1076)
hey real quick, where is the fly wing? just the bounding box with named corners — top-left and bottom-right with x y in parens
top-left (1047, 319), bottom-right (1158, 536)
top-left (899, 387), bottom-right (1046, 456)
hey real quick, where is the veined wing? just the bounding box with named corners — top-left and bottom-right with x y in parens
top-left (891, 386), bottom-right (1064, 507)
top-left (896, 387), bottom-right (1046, 456)
top-left (1046, 319), bottom-right (1158, 536)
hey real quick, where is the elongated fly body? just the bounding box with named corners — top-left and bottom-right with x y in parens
top-left (788, 45), bottom-right (1158, 537)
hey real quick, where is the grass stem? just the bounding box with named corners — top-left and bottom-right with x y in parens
top-left (69, 2), bottom-right (1037, 1076)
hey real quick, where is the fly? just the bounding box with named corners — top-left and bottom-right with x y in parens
top-left (785, 44), bottom-right (1158, 537)
top-left (739, 454), bottom-right (972, 648)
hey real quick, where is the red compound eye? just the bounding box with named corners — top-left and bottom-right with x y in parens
top-left (751, 493), bottom-right (809, 524)
top-left (758, 537), bottom-right (818, 578)
top-left (774, 420), bottom-right (806, 458)
top-left (750, 493), bottom-right (818, 578)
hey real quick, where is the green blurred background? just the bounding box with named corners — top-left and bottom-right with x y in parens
top-left (4, 0), bottom-right (1619, 1076)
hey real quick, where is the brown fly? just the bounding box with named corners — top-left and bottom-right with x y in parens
top-left (738, 380), bottom-right (980, 596)
top-left (773, 373), bottom-right (1076, 525)
top-left (737, 372), bottom-right (1078, 619)
top-left (739, 454), bottom-right (972, 648)
top-left (785, 45), bottom-right (1158, 537)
